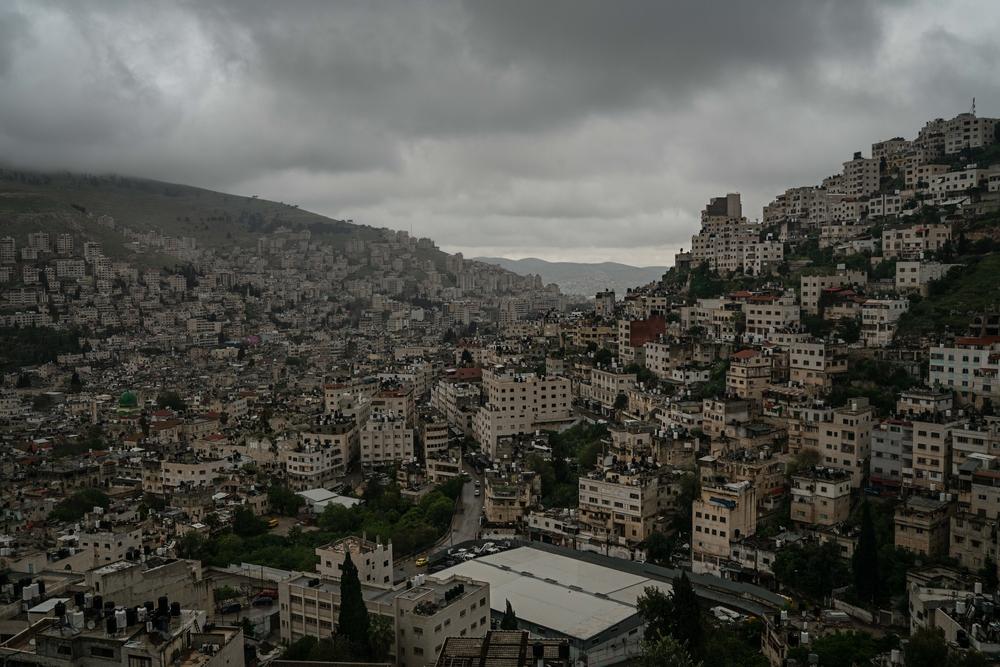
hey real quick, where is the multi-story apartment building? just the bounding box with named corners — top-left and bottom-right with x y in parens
top-left (897, 387), bottom-right (953, 417)
top-left (726, 349), bottom-right (772, 402)
top-left (577, 462), bottom-right (673, 548)
top-left (895, 261), bottom-right (960, 295)
top-left (483, 468), bottom-right (540, 525)
top-left (283, 416), bottom-right (358, 489)
top-left (894, 496), bottom-right (953, 557)
top-left (929, 336), bottom-right (1000, 407)
top-left (818, 397), bottom-right (873, 488)
top-left (839, 152), bottom-right (880, 198)
top-left (316, 537), bottom-right (394, 588)
top-left (861, 298), bottom-right (909, 347)
top-left (595, 290), bottom-right (616, 318)
top-left (926, 165), bottom-right (999, 204)
top-left (908, 417), bottom-right (958, 492)
top-left (360, 411), bottom-right (415, 465)
top-left (800, 269), bottom-right (867, 315)
top-left (691, 480), bottom-right (757, 575)
top-left (790, 466), bottom-right (852, 527)
top-left (681, 298), bottom-right (743, 341)
top-left (617, 315), bottom-right (666, 365)
top-left (788, 340), bottom-right (848, 394)
top-left (871, 418), bottom-right (913, 491)
top-left (430, 374), bottom-right (482, 438)
top-left (419, 410), bottom-right (450, 458)
top-left (905, 161), bottom-right (949, 188)
top-left (473, 368), bottom-right (572, 455)
top-left (950, 512), bottom-right (997, 573)
top-left (744, 294), bottom-right (799, 339)
top-left (587, 367), bottom-right (637, 410)
top-left (0, 237), bottom-right (15, 264)
top-left (280, 569), bottom-right (489, 666)
top-left (689, 193), bottom-right (763, 274)
top-left (943, 112), bottom-right (998, 154)
top-left (882, 223), bottom-right (952, 260)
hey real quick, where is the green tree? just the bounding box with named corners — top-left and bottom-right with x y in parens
top-left (774, 541), bottom-right (849, 601)
top-left (613, 393), bottom-right (628, 410)
top-left (368, 614), bottom-right (394, 661)
top-left (156, 390), bottom-right (187, 412)
top-left (904, 627), bottom-right (949, 667)
top-left (337, 552), bottom-right (371, 656)
top-left (641, 633), bottom-right (701, 667)
top-left (49, 488), bottom-right (110, 523)
top-left (232, 507), bottom-right (267, 538)
top-left (637, 573), bottom-right (703, 658)
top-left (267, 485), bottom-right (304, 516)
top-left (853, 500), bottom-right (879, 604)
top-left (500, 599), bottom-right (518, 630)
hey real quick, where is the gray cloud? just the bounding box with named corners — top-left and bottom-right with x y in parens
top-left (1, 0), bottom-right (999, 264)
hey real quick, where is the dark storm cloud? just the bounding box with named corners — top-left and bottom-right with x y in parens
top-left (0, 1), bottom-right (998, 264)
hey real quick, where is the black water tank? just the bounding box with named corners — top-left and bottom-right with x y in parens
top-left (36, 580), bottom-right (45, 597)
top-left (157, 596), bottom-right (169, 614)
top-left (170, 601), bottom-right (181, 617)
top-left (126, 607), bottom-right (138, 626)
top-left (93, 595), bottom-right (103, 610)
top-left (144, 600), bottom-right (155, 613)
top-left (54, 601), bottom-right (66, 617)
top-left (106, 616), bottom-right (117, 635)
top-left (74, 591), bottom-right (85, 609)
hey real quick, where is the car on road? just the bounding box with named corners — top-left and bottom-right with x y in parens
top-left (266, 518), bottom-right (279, 529)
top-left (219, 602), bottom-right (242, 615)
top-left (252, 596), bottom-right (273, 607)
top-left (415, 555), bottom-right (428, 567)
top-left (474, 488), bottom-right (480, 497)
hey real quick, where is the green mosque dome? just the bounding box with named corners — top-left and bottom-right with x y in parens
top-left (118, 390), bottom-right (138, 409)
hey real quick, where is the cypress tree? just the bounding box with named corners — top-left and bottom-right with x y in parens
top-left (500, 599), bottom-right (518, 630)
top-left (853, 500), bottom-right (880, 604)
top-left (337, 552), bottom-right (370, 652)
top-left (670, 571), bottom-right (703, 657)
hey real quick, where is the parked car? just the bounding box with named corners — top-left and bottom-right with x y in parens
top-left (219, 602), bottom-right (242, 614)
top-left (252, 596), bottom-right (273, 607)
top-left (415, 555), bottom-right (428, 567)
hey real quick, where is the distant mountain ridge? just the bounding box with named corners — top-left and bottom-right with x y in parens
top-left (474, 256), bottom-right (666, 296)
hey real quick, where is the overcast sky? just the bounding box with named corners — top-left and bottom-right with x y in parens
top-left (1, 1), bottom-right (999, 265)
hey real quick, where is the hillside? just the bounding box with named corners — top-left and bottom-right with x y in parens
top-left (474, 256), bottom-right (666, 296)
top-left (0, 169), bottom-right (378, 253)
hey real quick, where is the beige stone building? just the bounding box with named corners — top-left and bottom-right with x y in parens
top-left (789, 340), bottom-right (848, 394)
top-left (818, 398), bottom-right (873, 488)
top-left (726, 349), bottom-right (771, 403)
top-left (894, 496), bottom-right (953, 557)
top-left (790, 466), bottom-right (852, 527)
top-left (316, 536), bottom-right (394, 589)
top-left (473, 368), bottom-right (572, 455)
top-left (691, 480), bottom-right (757, 575)
top-left (882, 223), bottom-right (952, 260)
top-left (577, 463), bottom-right (674, 548)
top-left (360, 411), bottom-right (415, 465)
top-left (484, 469), bottom-right (541, 525)
top-left (800, 270), bottom-right (867, 315)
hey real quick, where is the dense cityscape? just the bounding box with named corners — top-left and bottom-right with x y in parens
top-left (2, 103), bottom-right (1000, 666)
top-left (4, 3), bottom-right (1000, 667)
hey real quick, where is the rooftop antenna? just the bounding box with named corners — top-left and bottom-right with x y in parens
top-left (971, 97), bottom-right (976, 116)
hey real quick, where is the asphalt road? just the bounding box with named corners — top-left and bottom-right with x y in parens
top-left (394, 463), bottom-right (483, 581)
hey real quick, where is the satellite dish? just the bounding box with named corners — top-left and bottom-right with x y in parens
top-left (86, 621), bottom-right (95, 630)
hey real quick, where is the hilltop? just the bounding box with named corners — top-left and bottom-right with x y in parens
top-left (0, 169), bottom-right (380, 253)
top-left (474, 256), bottom-right (666, 296)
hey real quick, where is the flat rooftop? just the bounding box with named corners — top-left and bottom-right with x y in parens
top-left (435, 547), bottom-right (669, 640)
